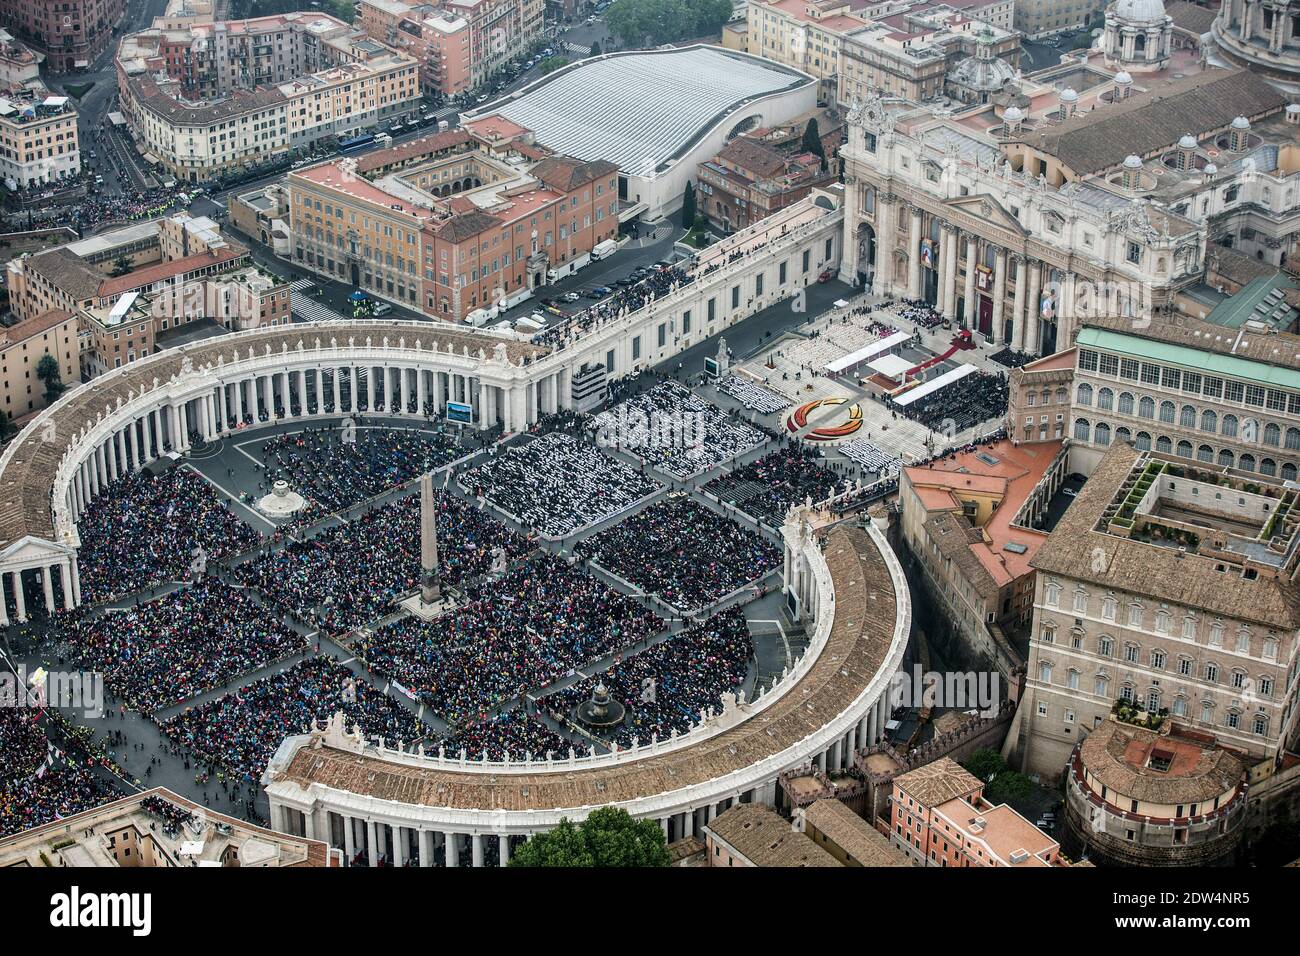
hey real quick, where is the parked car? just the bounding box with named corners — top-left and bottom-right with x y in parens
top-left (817, 269), bottom-right (834, 283)
top-left (562, 291), bottom-right (582, 302)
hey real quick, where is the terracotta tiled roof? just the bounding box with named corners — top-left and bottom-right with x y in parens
top-left (804, 799), bottom-right (911, 866)
top-left (1079, 719), bottom-right (1245, 806)
top-left (708, 804), bottom-right (840, 866)
top-left (895, 756), bottom-right (982, 807)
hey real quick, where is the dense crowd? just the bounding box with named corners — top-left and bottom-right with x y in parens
top-left (459, 432), bottom-right (659, 538)
top-left (704, 446), bottom-right (843, 527)
top-left (438, 709), bottom-right (575, 762)
top-left (236, 492), bottom-right (530, 636)
top-left (594, 381), bottom-right (765, 480)
top-left (576, 496), bottom-right (781, 612)
top-left (359, 555), bottom-right (664, 725)
top-left (546, 606), bottom-right (754, 748)
top-left (890, 369), bottom-right (1008, 434)
top-left (532, 265), bottom-right (695, 349)
top-left (77, 468), bottom-right (261, 603)
top-left (259, 424), bottom-right (464, 517)
top-left (894, 298), bottom-right (945, 330)
top-left (64, 581), bottom-right (307, 714)
top-left (140, 794), bottom-right (195, 836)
top-left (0, 709), bottom-right (119, 838)
top-left (160, 657), bottom-right (425, 781)
top-left (989, 347), bottom-right (1035, 369)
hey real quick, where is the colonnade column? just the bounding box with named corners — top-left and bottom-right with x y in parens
top-left (1026, 261), bottom-right (1043, 355)
top-left (962, 236), bottom-right (977, 327)
top-left (1011, 254), bottom-right (1028, 351)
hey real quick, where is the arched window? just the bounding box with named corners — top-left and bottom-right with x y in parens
top-left (1283, 463), bottom-right (1298, 481)
top-left (1116, 426), bottom-right (1132, 444)
top-left (1197, 444), bottom-right (1213, 462)
top-left (1260, 458), bottom-right (1277, 477)
top-left (1218, 449), bottom-right (1235, 468)
top-left (1076, 383), bottom-right (1093, 406)
top-left (1159, 401), bottom-right (1176, 424)
top-left (1264, 423), bottom-right (1281, 447)
top-left (1095, 422), bottom-right (1111, 446)
top-left (1097, 388), bottom-right (1114, 411)
top-left (1135, 431), bottom-right (1151, 450)
top-left (1222, 414), bottom-right (1238, 438)
top-left (1156, 435), bottom-right (1172, 453)
top-left (1118, 392), bottom-right (1135, 415)
top-left (1200, 409), bottom-right (1217, 432)
top-left (1177, 440), bottom-right (1193, 458)
top-left (1286, 427), bottom-right (1300, 451)
top-left (1073, 418), bottom-right (1091, 441)
top-left (1138, 396), bottom-right (1155, 419)
top-left (1180, 405), bottom-right (1196, 428)
top-left (1240, 453), bottom-right (1256, 472)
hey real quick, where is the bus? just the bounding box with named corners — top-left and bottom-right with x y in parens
top-left (337, 133), bottom-right (376, 154)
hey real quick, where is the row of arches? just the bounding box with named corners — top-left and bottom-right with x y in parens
top-left (1072, 418), bottom-right (1299, 480)
top-left (1076, 384), bottom-right (1300, 451)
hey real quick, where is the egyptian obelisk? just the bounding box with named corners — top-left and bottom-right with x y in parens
top-left (420, 472), bottom-right (440, 604)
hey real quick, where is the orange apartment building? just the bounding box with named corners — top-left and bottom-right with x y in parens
top-left (890, 757), bottom-right (1062, 866)
top-left (287, 131), bottom-right (618, 322)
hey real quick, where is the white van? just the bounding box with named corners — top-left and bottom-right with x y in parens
top-left (374, 132), bottom-right (393, 147)
top-left (372, 302), bottom-right (393, 317)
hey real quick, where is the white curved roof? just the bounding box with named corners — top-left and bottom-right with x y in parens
top-left (467, 47), bottom-right (814, 178)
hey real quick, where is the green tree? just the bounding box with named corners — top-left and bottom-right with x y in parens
top-left (680, 181), bottom-right (697, 230)
top-left (35, 353), bottom-right (65, 405)
top-left (0, 409), bottom-right (16, 444)
top-left (961, 748), bottom-right (1006, 783)
top-left (510, 807), bottom-right (670, 867)
top-left (802, 117), bottom-right (828, 171)
top-left (110, 253), bottom-right (133, 277)
top-left (984, 770), bottom-right (1033, 806)
top-left (539, 56), bottom-right (572, 75)
top-left (606, 0), bottom-right (734, 47)
top-left (590, 41), bottom-right (603, 57)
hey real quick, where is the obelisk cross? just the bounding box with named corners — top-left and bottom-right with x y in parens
top-left (420, 471), bottom-right (441, 603)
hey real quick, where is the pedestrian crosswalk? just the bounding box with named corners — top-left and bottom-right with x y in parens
top-left (289, 278), bottom-right (315, 292)
top-left (563, 43), bottom-right (592, 56)
top-left (291, 291), bottom-right (348, 323)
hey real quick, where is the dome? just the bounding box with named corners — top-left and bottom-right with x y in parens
top-left (1287, 104), bottom-right (1300, 115)
top-left (1114, 71), bottom-right (1133, 85)
top-left (1111, 0), bottom-right (1166, 23)
top-left (950, 50), bottom-right (1017, 94)
top-left (1178, 134), bottom-right (1198, 149)
top-left (1232, 115), bottom-right (1251, 130)
top-left (1060, 87), bottom-right (1079, 103)
top-left (1204, 163), bottom-right (1218, 175)
top-left (1123, 154), bottom-right (1143, 169)
top-left (1004, 106), bottom-right (1024, 122)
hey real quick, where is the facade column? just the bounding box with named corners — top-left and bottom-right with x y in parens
top-left (13, 570), bottom-right (27, 623)
top-left (419, 830), bottom-right (434, 867)
top-left (366, 820), bottom-right (379, 867)
top-left (400, 366), bottom-right (411, 415)
top-left (445, 832), bottom-right (460, 867)
top-left (498, 834), bottom-right (510, 867)
top-left (332, 367), bottom-right (342, 413)
top-left (990, 247), bottom-right (1007, 345)
top-left (261, 374), bottom-right (273, 419)
top-left (830, 738), bottom-right (843, 771)
top-left (1026, 261), bottom-right (1043, 355)
top-left (907, 207), bottom-right (923, 299)
top-left (392, 827), bottom-right (406, 867)
top-left (343, 815), bottom-right (355, 863)
top-left (1011, 254), bottom-right (1028, 351)
top-left (40, 564), bottom-right (54, 612)
top-left (471, 833), bottom-right (484, 867)
top-left (942, 226), bottom-right (959, 318)
top-left (962, 236), bottom-right (977, 327)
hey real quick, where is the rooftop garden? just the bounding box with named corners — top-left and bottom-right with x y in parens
top-left (1112, 698), bottom-right (1168, 732)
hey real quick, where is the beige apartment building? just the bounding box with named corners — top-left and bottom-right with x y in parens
top-left (0, 84), bottom-right (79, 187)
top-left (1015, 0), bottom-right (1106, 38)
top-left (0, 308), bottom-right (79, 422)
top-left (1016, 442), bottom-right (1300, 780)
top-left (115, 13), bottom-right (421, 182)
